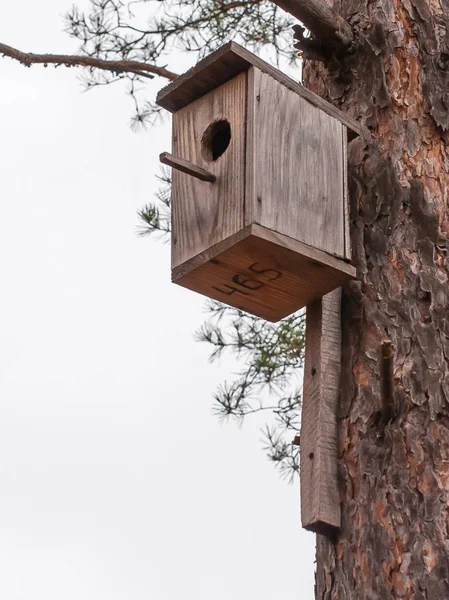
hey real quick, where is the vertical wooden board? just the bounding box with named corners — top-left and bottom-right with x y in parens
top-left (342, 131), bottom-right (351, 260)
top-left (244, 67), bottom-right (256, 226)
top-left (251, 70), bottom-right (345, 258)
top-left (171, 72), bottom-right (247, 268)
top-left (300, 288), bottom-right (341, 534)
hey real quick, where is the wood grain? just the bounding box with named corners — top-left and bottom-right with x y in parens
top-left (244, 67), bottom-right (256, 227)
top-left (250, 70), bottom-right (346, 259)
top-left (156, 42), bottom-right (361, 139)
top-left (160, 152), bottom-right (216, 183)
top-left (172, 224), bottom-right (355, 322)
top-left (171, 72), bottom-right (247, 268)
top-left (342, 134), bottom-right (351, 260)
top-left (300, 289), bottom-right (342, 534)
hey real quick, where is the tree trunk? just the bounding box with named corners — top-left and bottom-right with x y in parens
top-left (302, 0), bottom-right (449, 597)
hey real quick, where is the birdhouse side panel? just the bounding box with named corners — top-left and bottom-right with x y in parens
top-left (171, 72), bottom-right (247, 269)
top-left (249, 70), bottom-right (346, 259)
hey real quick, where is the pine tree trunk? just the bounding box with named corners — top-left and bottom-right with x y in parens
top-left (302, 1), bottom-right (449, 597)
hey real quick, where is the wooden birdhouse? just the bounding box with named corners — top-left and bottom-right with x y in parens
top-left (156, 42), bottom-right (360, 322)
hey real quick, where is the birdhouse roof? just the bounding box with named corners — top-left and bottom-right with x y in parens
top-left (156, 42), bottom-right (360, 138)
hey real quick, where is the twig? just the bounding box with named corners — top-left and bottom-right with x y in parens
top-left (380, 341), bottom-right (395, 423)
top-left (0, 42), bottom-right (178, 81)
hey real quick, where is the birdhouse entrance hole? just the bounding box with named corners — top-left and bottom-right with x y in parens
top-left (201, 119), bottom-right (231, 162)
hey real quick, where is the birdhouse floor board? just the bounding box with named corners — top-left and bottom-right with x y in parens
top-left (172, 224), bottom-right (356, 322)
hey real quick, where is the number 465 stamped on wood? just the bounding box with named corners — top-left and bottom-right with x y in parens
top-left (212, 262), bottom-right (282, 298)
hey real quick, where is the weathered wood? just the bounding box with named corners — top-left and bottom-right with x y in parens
top-left (244, 67), bottom-right (256, 227)
top-left (272, 0), bottom-right (354, 46)
top-left (342, 133), bottom-right (351, 260)
top-left (159, 152), bottom-right (216, 183)
top-left (171, 72), bottom-right (247, 268)
top-left (156, 42), bottom-right (361, 139)
top-left (162, 45), bottom-right (356, 321)
top-left (172, 224), bottom-right (355, 322)
top-left (300, 289), bottom-right (342, 534)
top-left (251, 69), bottom-right (346, 258)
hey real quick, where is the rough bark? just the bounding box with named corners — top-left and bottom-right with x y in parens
top-left (302, 0), bottom-right (449, 597)
top-left (272, 0), bottom-right (354, 45)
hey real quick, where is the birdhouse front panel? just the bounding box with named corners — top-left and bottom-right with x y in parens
top-left (171, 72), bottom-right (247, 269)
top-left (248, 69), bottom-right (347, 259)
top-left (156, 42), bottom-right (360, 321)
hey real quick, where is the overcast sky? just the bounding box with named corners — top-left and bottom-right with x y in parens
top-left (0, 2), bottom-right (315, 599)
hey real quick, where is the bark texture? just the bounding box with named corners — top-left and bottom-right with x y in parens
top-left (302, 0), bottom-right (449, 597)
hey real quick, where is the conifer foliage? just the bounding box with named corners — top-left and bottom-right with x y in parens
top-left (65, 0), bottom-right (303, 479)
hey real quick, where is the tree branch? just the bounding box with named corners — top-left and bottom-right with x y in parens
top-left (271, 0), bottom-right (354, 46)
top-left (0, 42), bottom-right (178, 81)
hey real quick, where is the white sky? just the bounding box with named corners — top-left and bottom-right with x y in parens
top-left (0, 2), bottom-right (315, 599)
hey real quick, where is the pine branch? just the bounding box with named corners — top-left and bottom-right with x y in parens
top-left (0, 42), bottom-right (178, 81)
top-left (61, 0), bottom-right (296, 126)
top-left (262, 425), bottom-right (299, 483)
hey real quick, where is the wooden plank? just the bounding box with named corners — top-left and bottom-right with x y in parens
top-left (157, 43), bottom-right (250, 113)
top-left (342, 131), bottom-right (351, 260)
top-left (156, 42), bottom-right (361, 139)
top-left (252, 225), bottom-right (355, 276)
top-left (251, 70), bottom-right (345, 258)
top-left (171, 72), bottom-right (247, 268)
top-left (160, 152), bottom-right (216, 183)
top-left (244, 67), bottom-right (256, 227)
top-left (172, 224), bottom-right (355, 322)
top-left (300, 289), bottom-right (342, 534)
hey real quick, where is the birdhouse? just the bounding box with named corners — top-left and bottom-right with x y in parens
top-left (156, 42), bottom-right (359, 322)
